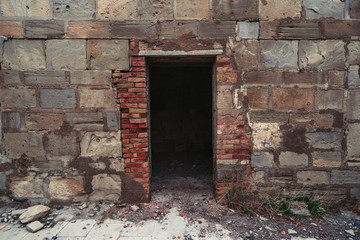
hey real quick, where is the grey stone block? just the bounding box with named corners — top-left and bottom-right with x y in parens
top-left (251, 152), bottom-right (273, 168)
top-left (347, 90), bottom-right (360, 120)
top-left (40, 89), bottom-right (76, 109)
top-left (279, 152), bottom-right (308, 167)
top-left (54, 0), bottom-right (96, 19)
top-left (348, 65), bottom-right (360, 88)
top-left (0, 70), bottom-right (21, 84)
top-left (315, 90), bottom-right (344, 110)
top-left (331, 170), bottom-right (360, 184)
top-left (297, 171), bottom-right (330, 185)
top-left (23, 20), bottom-right (65, 39)
top-left (0, 0), bottom-right (50, 17)
top-left (237, 21), bottom-right (259, 39)
top-left (2, 112), bottom-right (21, 130)
top-left (46, 40), bottom-right (86, 70)
top-left (306, 132), bottom-right (342, 151)
top-left (66, 112), bottom-right (103, 129)
top-left (0, 172), bottom-right (6, 190)
top-left (260, 40), bottom-right (298, 68)
top-left (46, 132), bottom-right (78, 156)
top-left (70, 70), bottom-right (112, 86)
top-left (0, 88), bottom-right (37, 108)
top-left (304, 0), bottom-right (345, 19)
top-left (4, 132), bottom-right (45, 159)
top-left (348, 41), bottom-right (360, 65)
top-left (106, 112), bottom-right (119, 129)
top-left (24, 71), bottom-right (67, 85)
top-left (140, 0), bottom-right (174, 21)
top-left (111, 22), bottom-right (158, 39)
top-left (347, 123), bottom-right (360, 160)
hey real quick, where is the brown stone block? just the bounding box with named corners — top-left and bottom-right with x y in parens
top-left (25, 113), bottom-right (65, 130)
top-left (278, 22), bottom-right (321, 40)
top-left (97, 0), bottom-right (141, 21)
top-left (233, 40), bottom-right (261, 70)
top-left (243, 71), bottom-right (283, 85)
top-left (297, 171), bottom-right (330, 185)
top-left (48, 176), bottom-right (85, 203)
top-left (273, 88), bottom-right (315, 109)
top-left (259, 21), bottom-right (278, 39)
top-left (284, 71), bottom-right (323, 84)
top-left (175, 0), bottom-right (209, 20)
top-left (247, 88), bottom-right (269, 109)
top-left (4, 132), bottom-right (45, 159)
top-left (326, 71), bottom-right (345, 86)
top-left (315, 90), bottom-right (344, 110)
top-left (350, 0), bottom-right (360, 19)
top-left (259, 0), bottom-right (302, 21)
top-left (111, 22), bottom-right (158, 39)
top-left (67, 21), bottom-right (111, 39)
top-left (0, 21), bottom-right (23, 38)
top-left (159, 21), bottom-right (197, 39)
top-left (79, 87), bottom-right (117, 108)
top-left (213, 0), bottom-right (258, 20)
top-left (23, 20), bottom-right (65, 39)
top-left (289, 113), bottom-right (334, 129)
top-left (217, 72), bottom-right (237, 84)
top-left (198, 21), bottom-right (236, 39)
top-left (321, 21), bottom-right (360, 39)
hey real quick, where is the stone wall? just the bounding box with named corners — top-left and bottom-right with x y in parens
top-left (0, 0), bottom-right (359, 204)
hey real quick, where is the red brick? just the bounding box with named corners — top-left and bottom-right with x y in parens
top-left (121, 72), bottom-right (133, 78)
top-left (128, 77), bottom-right (146, 83)
top-left (129, 108), bottom-right (147, 113)
top-left (132, 61), bottom-right (146, 67)
top-left (139, 123), bottom-right (147, 128)
top-left (134, 177), bottom-right (149, 183)
top-left (233, 154), bottom-right (251, 159)
top-left (143, 162), bottom-right (149, 168)
top-left (123, 144), bottom-right (134, 148)
top-left (125, 163), bottom-right (142, 168)
top-left (217, 154), bottom-right (233, 159)
top-left (217, 135), bottom-right (234, 140)
top-left (120, 98), bottom-right (129, 103)
top-left (122, 139), bottom-right (130, 144)
top-left (138, 103), bottom-right (147, 109)
top-left (234, 144), bottom-right (251, 150)
top-left (134, 143), bottom-right (148, 148)
top-left (132, 158), bottom-right (148, 162)
top-left (121, 118), bottom-right (130, 123)
top-left (118, 93), bottom-right (136, 98)
top-left (137, 152), bottom-right (149, 157)
top-left (123, 153), bottom-right (134, 158)
top-left (135, 83), bottom-right (147, 88)
top-left (121, 103), bottom-right (138, 108)
top-left (129, 118), bottom-right (147, 124)
top-left (136, 93), bottom-right (147, 98)
top-left (128, 88), bottom-right (146, 93)
top-left (132, 56), bottom-right (145, 61)
top-left (118, 89), bottom-right (128, 93)
top-left (133, 72), bottom-right (146, 78)
top-left (138, 132), bottom-right (148, 138)
top-left (130, 41), bottom-right (136, 50)
top-left (131, 148), bottom-right (148, 153)
top-left (132, 67), bottom-right (146, 72)
top-left (122, 124), bottom-right (138, 129)
top-left (122, 113), bottom-right (140, 118)
top-left (132, 168), bottom-right (149, 173)
top-left (123, 149), bottom-right (131, 153)
top-left (129, 98), bottom-right (147, 103)
top-left (126, 172), bottom-right (143, 178)
top-left (122, 133), bottom-right (138, 138)
top-left (118, 83), bottom-right (134, 88)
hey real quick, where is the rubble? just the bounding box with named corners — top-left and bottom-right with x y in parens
top-left (19, 205), bottom-right (50, 224)
top-left (26, 221), bottom-right (44, 232)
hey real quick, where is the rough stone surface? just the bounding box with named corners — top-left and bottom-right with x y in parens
top-left (279, 152), bottom-right (308, 167)
top-left (70, 70), bottom-right (112, 86)
top-left (198, 21), bottom-right (236, 39)
top-left (109, 159), bottom-right (124, 172)
top-left (2, 112), bottom-right (22, 130)
top-left (3, 40), bottom-right (45, 70)
top-left (233, 40), bottom-right (260, 70)
top-left (299, 40), bottom-right (346, 70)
top-left (90, 174), bottom-right (121, 202)
top-left (297, 171), bottom-right (330, 185)
top-left (9, 176), bottom-right (44, 200)
top-left (97, 0), bottom-right (141, 21)
top-left (305, 132), bottom-right (342, 151)
top-left (249, 111), bottom-right (287, 124)
top-left (251, 152), bottom-right (274, 168)
top-left (47, 132), bottom-right (78, 156)
top-left (0, 70), bottom-right (21, 84)
top-left (259, 0), bottom-right (302, 20)
top-left (46, 40), bottom-right (86, 70)
top-left (250, 123), bottom-right (282, 150)
top-left (0, 88), bottom-right (36, 109)
top-left (141, 0), bottom-right (174, 21)
top-left (106, 112), bottom-right (119, 129)
top-left (0, 0), bottom-right (50, 17)
top-left (26, 221), bottom-right (44, 233)
top-left (48, 176), bottom-right (85, 202)
top-left (4, 132), bottom-right (45, 158)
top-left (348, 41), bottom-right (360, 65)
top-left (0, 21), bottom-right (23, 38)
top-left (331, 170), bottom-right (360, 184)
top-left (272, 88), bottom-right (315, 109)
top-left (67, 21), bottom-right (111, 38)
top-left (23, 20), bottom-right (65, 38)
top-left (347, 123), bottom-right (360, 160)
top-left (40, 89), bottom-right (76, 109)
top-left (237, 21), bottom-right (259, 39)
top-left (315, 90), bottom-right (344, 110)
top-left (347, 90), bottom-right (360, 120)
top-left (217, 86), bottom-right (233, 109)
top-left (289, 113), bottom-right (334, 129)
top-left (24, 71), bottom-right (67, 85)
top-left (53, 0), bottom-right (96, 19)
top-left (20, 205), bottom-right (50, 224)
top-left (312, 152), bottom-right (341, 168)
top-left (247, 88), bottom-right (268, 109)
top-left (111, 22), bottom-right (158, 39)
top-left (304, 0), bottom-right (345, 19)
top-left (87, 40), bottom-right (129, 70)
top-left (80, 131), bottom-right (122, 157)
top-left (79, 87), bottom-right (117, 108)
top-left (0, 172), bottom-right (6, 190)
top-left (260, 40), bottom-right (298, 68)
top-left (350, 188), bottom-right (360, 199)
top-left (213, 0), bottom-right (258, 20)
top-left (348, 65), bottom-right (360, 88)
top-left (327, 71), bottom-right (345, 86)
top-left (66, 112), bottom-right (104, 129)
top-left (25, 113), bottom-right (64, 130)
top-left (159, 21), bottom-right (197, 39)
top-left (350, 0), bottom-right (360, 19)
top-left (175, 0), bottom-right (209, 20)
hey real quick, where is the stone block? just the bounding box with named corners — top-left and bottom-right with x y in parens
top-left (24, 71), bottom-right (67, 85)
top-left (198, 21), bottom-right (236, 39)
top-left (175, 0), bottom-right (209, 20)
top-left (54, 0), bottom-right (96, 19)
top-left (217, 85), bottom-right (233, 109)
top-left (48, 176), bottom-right (85, 203)
top-left (109, 159), bottom-right (124, 172)
top-left (159, 22), bottom-right (197, 39)
top-left (2, 112), bottom-right (22, 130)
top-left (251, 152), bottom-right (273, 168)
top-left (297, 171), bottom-right (330, 185)
top-left (347, 123), bottom-right (360, 160)
top-left (9, 176), bottom-right (43, 200)
top-left (347, 90), bottom-right (360, 120)
top-left (305, 132), bottom-right (342, 151)
top-left (46, 132), bottom-right (78, 156)
top-left (268, 169), bottom-right (293, 183)
top-left (0, 172), bottom-right (6, 190)
top-left (66, 112), bottom-right (104, 129)
top-left (326, 71), bottom-right (345, 86)
top-left (213, 0), bottom-right (258, 20)
top-left (79, 87), bottom-right (117, 108)
top-left (244, 71), bottom-right (283, 85)
top-left (247, 88), bottom-right (268, 109)
top-left (90, 173), bottom-right (121, 201)
top-left (26, 221), bottom-right (44, 233)
top-left (321, 21), bottom-right (360, 39)
top-left (249, 111), bottom-right (288, 123)
top-left (278, 21), bottom-right (321, 40)
top-left (97, 0), bottom-right (141, 21)
top-left (141, 0), bottom-right (174, 21)
top-left (260, 40), bottom-right (298, 68)
top-left (25, 113), bottom-right (64, 131)
top-left (23, 20), bottom-right (65, 39)
top-left (348, 65), bottom-right (360, 88)
top-left (106, 112), bottom-right (119, 129)
top-left (312, 152), bottom-right (341, 168)
top-left (4, 132), bottom-right (45, 158)
top-left (284, 71), bottom-right (322, 84)
top-left (350, 188), bottom-right (360, 200)
top-left (315, 90), bottom-right (344, 110)
top-left (111, 22), bottom-right (158, 39)
top-left (237, 21), bottom-right (259, 39)
top-left (279, 152), bottom-right (308, 167)
top-left (80, 131), bottom-right (122, 157)
top-left (70, 70), bottom-right (112, 86)
top-left (250, 122), bottom-right (282, 150)
top-left (40, 89), bottom-right (76, 109)
top-left (0, 88), bottom-right (36, 109)
top-left (259, 0), bottom-right (302, 20)
top-left (289, 113), bottom-right (334, 129)
top-left (259, 20), bottom-right (278, 39)
top-left (20, 205), bottom-right (50, 224)
top-left (348, 41), bottom-right (360, 65)
top-left (299, 40), bottom-right (345, 70)
top-left (0, 70), bottom-right (21, 84)
top-left (350, 0), bottom-right (360, 19)
top-left (0, 0), bottom-right (50, 17)
top-left (3, 40), bottom-right (45, 70)
top-left (272, 88), bottom-right (315, 109)
top-left (0, 21), bottom-right (23, 38)
top-left (252, 171), bottom-right (265, 184)
top-left (233, 40), bottom-right (260, 70)
top-left (331, 170), bottom-right (360, 184)
top-left (46, 40), bottom-right (86, 70)
top-left (87, 40), bottom-right (129, 70)
top-left (304, 0), bottom-right (345, 19)
top-left (217, 72), bottom-right (237, 84)
top-left (67, 21), bottom-right (111, 38)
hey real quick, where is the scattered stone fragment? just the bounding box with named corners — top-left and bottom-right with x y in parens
top-left (345, 229), bottom-right (355, 236)
top-left (131, 205), bottom-right (139, 212)
top-left (289, 202), bottom-right (312, 217)
top-left (20, 205), bottom-right (50, 224)
top-left (288, 229), bottom-right (298, 235)
top-left (78, 203), bottom-right (87, 210)
top-left (259, 216), bottom-right (268, 221)
top-left (88, 213), bottom-right (95, 217)
top-left (26, 221), bottom-right (44, 233)
top-left (11, 209), bottom-right (27, 216)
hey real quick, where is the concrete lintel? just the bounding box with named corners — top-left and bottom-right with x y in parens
top-left (138, 49), bottom-right (223, 56)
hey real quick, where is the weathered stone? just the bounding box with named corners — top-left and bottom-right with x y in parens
top-left (79, 87), bottom-right (117, 108)
top-left (97, 0), bottom-right (141, 20)
top-left (80, 131), bottom-right (122, 157)
top-left (40, 89), bottom-right (76, 109)
top-left (54, 0), bottom-right (96, 19)
top-left (0, 172), bottom-right (6, 190)
top-left (268, 169), bottom-right (293, 183)
top-left (175, 0), bottom-right (209, 20)
top-left (3, 40), bottom-right (45, 70)
top-left (141, 0), bottom-right (174, 21)
top-left (251, 152), bottom-right (274, 168)
top-left (347, 123), bottom-right (360, 160)
top-left (272, 88), bottom-right (315, 109)
top-left (70, 70), bottom-right (112, 86)
top-left (213, 0), bottom-right (258, 20)
top-left (259, 0), bottom-right (302, 20)
top-left (252, 171), bottom-right (265, 183)
top-left (244, 71), bottom-right (283, 85)
top-left (29, 160), bottom-right (63, 172)
top-left (327, 71), bottom-right (345, 86)
top-left (26, 221), bottom-right (44, 233)
top-left (24, 71), bottom-right (67, 85)
top-left (111, 22), bottom-right (158, 39)
top-left (284, 71), bottom-right (323, 84)
top-left (198, 21), bottom-right (236, 39)
top-left (0, 70), bottom-right (21, 84)
top-left (249, 111), bottom-right (288, 123)
top-left (250, 123), bottom-right (282, 150)
top-left (217, 72), bottom-right (237, 84)
top-left (312, 152), bottom-right (341, 168)
top-left (321, 21), bottom-right (360, 39)
top-left (87, 40), bottom-right (129, 70)
top-left (350, 188), bottom-right (360, 200)
top-left (237, 21), bottom-right (259, 39)
top-left (66, 112), bottom-right (104, 129)
top-left (348, 65), bottom-right (360, 88)
top-left (247, 88), bottom-right (268, 109)
top-left (305, 132), bottom-right (342, 151)
top-left (304, 0), bottom-right (345, 19)
top-left (11, 209), bottom-right (27, 216)
top-left (217, 86), bottom-right (233, 109)
top-left (0, 21), bottom-right (23, 38)
top-left (260, 40), bottom-right (298, 68)
top-left (279, 152), bottom-right (308, 167)
top-left (350, 0), bottom-right (360, 19)
top-left (299, 40), bottom-right (346, 70)
top-left (331, 170), bottom-right (360, 184)
top-left (315, 90), bottom-right (344, 110)
top-left (106, 112), bottom-right (119, 129)
top-left (48, 176), bottom-right (85, 202)
top-left (289, 202), bottom-right (312, 216)
top-left (2, 112), bottom-right (22, 130)
top-left (109, 159), bottom-right (124, 172)
top-left (297, 171), bottom-right (330, 185)
top-left (67, 21), bottom-right (111, 38)
top-left (25, 113), bottom-right (64, 131)
top-left (20, 205), bottom-right (50, 224)
top-left (4, 132), bottom-right (45, 158)
top-left (159, 21), bottom-right (197, 39)
top-left (347, 90), bottom-right (360, 120)
top-left (289, 113), bottom-right (334, 129)
top-left (23, 20), bottom-right (65, 39)
top-left (0, 0), bottom-right (50, 17)
top-left (46, 40), bottom-right (86, 70)
top-left (278, 21), bottom-right (321, 40)
top-left (90, 174), bottom-right (121, 201)
top-left (233, 40), bottom-right (260, 70)
top-left (89, 161), bottom-right (107, 170)
top-left (259, 20), bottom-right (278, 39)
top-left (0, 88), bottom-right (36, 109)
top-left (9, 176), bottom-right (44, 200)
top-left (348, 41), bottom-right (360, 65)
top-left (47, 132), bottom-right (78, 156)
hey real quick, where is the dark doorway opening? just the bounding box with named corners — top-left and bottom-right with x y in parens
top-left (149, 59), bottom-right (214, 190)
